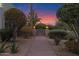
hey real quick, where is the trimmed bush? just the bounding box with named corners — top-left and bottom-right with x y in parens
top-left (48, 29), bottom-right (68, 45)
top-left (35, 23), bottom-right (46, 29)
top-left (48, 29), bottom-right (68, 39)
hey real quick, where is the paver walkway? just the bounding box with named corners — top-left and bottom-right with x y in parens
top-left (25, 36), bottom-right (77, 56)
top-left (26, 36), bottom-right (57, 56)
top-left (0, 36), bottom-right (78, 56)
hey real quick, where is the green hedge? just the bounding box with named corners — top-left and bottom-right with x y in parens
top-left (48, 29), bottom-right (68, 39)
top-left (48, 29), bottom-right (68, 45)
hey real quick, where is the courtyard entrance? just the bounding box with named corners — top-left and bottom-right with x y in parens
top-left (35, 29), bottom-right (46, 36)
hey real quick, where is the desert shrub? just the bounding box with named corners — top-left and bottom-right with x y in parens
top-left (65, 39), bottom-right (77, 51)
top-left (64, 31), bottom-right (78, 52)
top-left (0, 28), bottom-right (13, 42)
top-left (20, 25), bottom-right (33, 38)
top-left (64, 39), bottom-right (79, 55)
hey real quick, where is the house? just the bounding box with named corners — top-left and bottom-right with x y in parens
top-left (0, 3), bottom-right (15, 29)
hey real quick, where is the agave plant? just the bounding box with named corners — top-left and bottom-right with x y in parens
top-left (10, 42), bottom-right (18, 53)
top-left (65, 31), bottom-right (76, 40)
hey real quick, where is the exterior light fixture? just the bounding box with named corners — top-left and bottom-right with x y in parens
top-left (33, 26), bottom-right (36, 29)
top-left (46, 26), bottom-right (48, 29)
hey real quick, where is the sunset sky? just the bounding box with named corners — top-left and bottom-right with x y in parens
top-left (13, 3), bottom-right (63, 25)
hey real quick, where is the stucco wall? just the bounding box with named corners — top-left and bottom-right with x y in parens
top-left (0, 7), bottom-right (4, 29)
top-left (0, 3), bottom-right (15, 29)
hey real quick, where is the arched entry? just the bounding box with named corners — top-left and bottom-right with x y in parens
top-left (33, 25), bottom-right (49, 36)
top-left (35, 29), bottom-right (46, 36)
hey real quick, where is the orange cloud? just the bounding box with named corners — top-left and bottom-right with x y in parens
top-left (39, 15), bottom-right (57, 25)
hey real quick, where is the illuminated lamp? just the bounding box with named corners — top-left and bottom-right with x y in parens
top-left (33, 26), bottom-right (36, 29)
top-left (46, 26), bottom-right (48, 29)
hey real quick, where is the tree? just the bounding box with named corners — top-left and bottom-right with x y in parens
top-left (4, 8), bottom-right (27, 30)
top-left (56, 4), bottom-right (79, 48)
